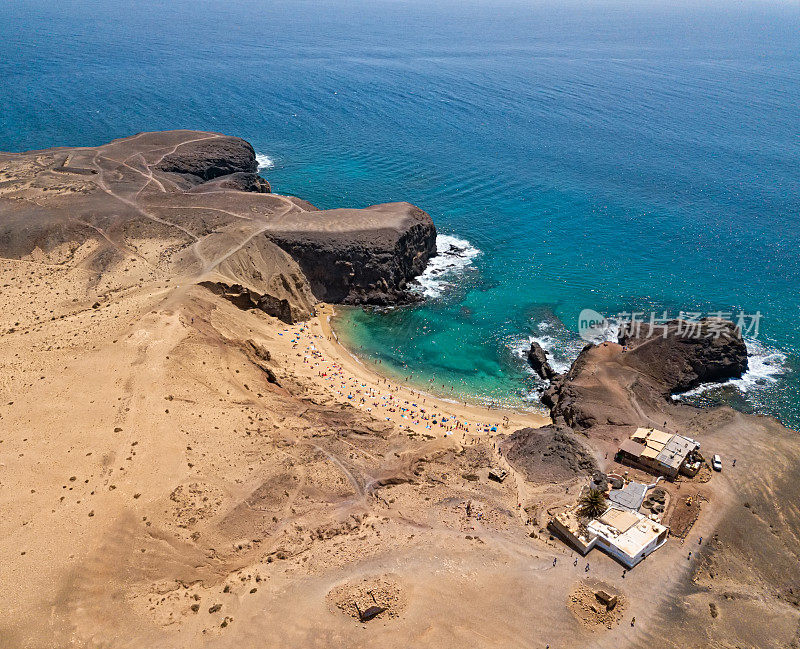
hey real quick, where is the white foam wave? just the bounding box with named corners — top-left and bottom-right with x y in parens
top-left (512, 320), bottom-right (585, 377)
top-left (413, 234), bottom-right (480, 298)
top-left (255, 153), bottom-right (275, 170)
top-left (673, 337), bottom-right (788, 399)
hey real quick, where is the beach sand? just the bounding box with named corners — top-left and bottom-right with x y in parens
top-left (291, 303), bottom-right (549, 440)
top-left (1, 253), bottom-right (798, 649)
top-left (0, 256), bottom-right (571, 648)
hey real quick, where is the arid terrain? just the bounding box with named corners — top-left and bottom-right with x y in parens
top-left (0, 132), bottom-right (798, 648)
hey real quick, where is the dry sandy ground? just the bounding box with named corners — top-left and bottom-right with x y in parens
top-left (0, 128), bottom-right (798, 647)
top-left (2, 250), bottom-right (799, 649)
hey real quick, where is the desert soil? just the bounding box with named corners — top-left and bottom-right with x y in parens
top-left (1, 131), bottom-right (799, 647)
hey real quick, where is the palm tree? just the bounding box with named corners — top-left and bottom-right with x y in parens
top-left (577, 488), bottom-right (608, 519)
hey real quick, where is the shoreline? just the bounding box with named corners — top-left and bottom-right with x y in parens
top-left (328, 304), bottom-right (551, 412)
top-left (298, 303), bottom-right (550, 438)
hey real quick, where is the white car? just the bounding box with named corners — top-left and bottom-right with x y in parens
top-left (712, 454), bottom-right (722, 471)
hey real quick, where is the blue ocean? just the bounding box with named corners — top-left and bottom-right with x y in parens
top-left (2, 0), bottom-right (798, 425)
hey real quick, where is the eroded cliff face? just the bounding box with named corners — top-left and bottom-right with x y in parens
top-left (541, 319), bottom-right (748, 431)
top-left (201, 237), bottom-right (316, 324)
top-left (0, 131), bottom-right (437, 322)
top-left (266, 203), bottom-right (437, 305)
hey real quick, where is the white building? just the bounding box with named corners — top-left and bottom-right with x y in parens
top-left (550, 504), bottom-right (668, 568)
top-left (586, 506), bottom-right (668, 568)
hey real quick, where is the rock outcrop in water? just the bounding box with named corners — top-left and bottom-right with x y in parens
top-left (526, 340), bottom-right (560, 381)
top-left (0, 130), bottom-right (436, 321)
top-left (541, 318), bottom-right (748, 430)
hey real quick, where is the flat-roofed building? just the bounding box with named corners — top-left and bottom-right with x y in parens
top-left (549, 504), bottom-right (668, 568)
top-left (616, 428), bottom-right (700, 479)
top-left (587, 506), bottom-right (668, 567)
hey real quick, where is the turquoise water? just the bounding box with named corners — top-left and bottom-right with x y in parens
top-left (2, 0), bottom-right (799, 425)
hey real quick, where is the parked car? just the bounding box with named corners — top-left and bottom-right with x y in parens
top-left (711, 454), bottom-right (722, 471)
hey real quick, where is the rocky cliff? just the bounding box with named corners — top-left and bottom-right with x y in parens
top-left (154, 135), bottom-right (259, 182)
top-left (541, 318), bottom-right (748, 431)
top-left (266, 203), bottom-right (437, 305)
top-left (0, 131), bottom-right (437, 320)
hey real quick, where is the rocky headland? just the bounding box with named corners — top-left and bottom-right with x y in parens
top-left (0, 130), bottom-right (437, 323)
top-left (538, 318), bottom-right (748, 431)
top-left (1, 132), bottom-right (799, 649)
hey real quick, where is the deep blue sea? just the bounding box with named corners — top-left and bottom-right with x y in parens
top-left (2, 0), bottom-right (799, 426)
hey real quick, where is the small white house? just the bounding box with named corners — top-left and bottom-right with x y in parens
top-left (550, 505), bottom-right (668, 568)
top-left (586, 506), bottom-right (668, 568)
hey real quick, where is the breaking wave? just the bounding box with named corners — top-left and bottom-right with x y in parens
top-left (413, 234), bottom-right (480, 298)
top-left (673, 337), bottom-right (788, 399)
top-left (255, 153), bottom-right (275, 170)
top-left (512, 319), bottom-right (586, 377)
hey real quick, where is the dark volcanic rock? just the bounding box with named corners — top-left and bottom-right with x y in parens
top-left (501, 425), bottom-right (598, 483)
top-left (191, 172), bottom-right (271, 194)
top-left (266, 202), bottom-right (437, 305)
top-left (542, 318), bottom-right (749, 431)
top-left (527, 341), bottom-right (560, 381)
top-left (200, 281), bottom-right (299, 324)
top-left (617, 318), bottom-right (748, 393)
top-left (155, 136), bottom-right (258, 181)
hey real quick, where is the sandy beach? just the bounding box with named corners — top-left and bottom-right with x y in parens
top-left (288, 303), bottom-right (549, 440)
